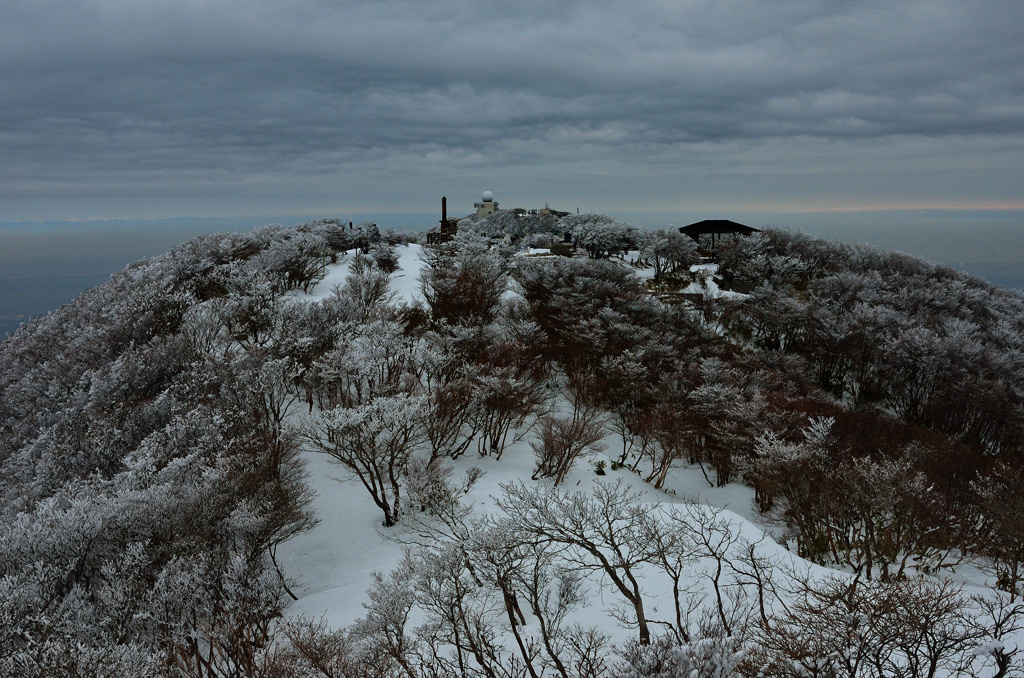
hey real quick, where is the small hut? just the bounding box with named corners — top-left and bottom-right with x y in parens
top-left (679, 220), bottom-right (759, 257)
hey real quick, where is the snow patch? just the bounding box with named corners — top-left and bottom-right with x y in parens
top-left (286, 244), bottom-right (426, 306)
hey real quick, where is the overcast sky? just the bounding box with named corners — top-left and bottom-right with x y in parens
top-left (2, 0), bottom-right (1023, 257)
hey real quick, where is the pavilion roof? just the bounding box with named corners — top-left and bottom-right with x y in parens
top-left (679, 220), bottom-right (760, 235)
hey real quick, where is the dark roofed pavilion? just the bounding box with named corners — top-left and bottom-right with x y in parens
top-left (679, 219), bottom-right (760, 257)
top-left (679, 219), bottom-right (759, 236)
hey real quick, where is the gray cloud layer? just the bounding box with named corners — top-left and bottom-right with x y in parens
top-left (2, 0), bottom-right (1022, 220)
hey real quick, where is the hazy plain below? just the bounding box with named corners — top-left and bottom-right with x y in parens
top-left (3, 213), bottom-right (1023, 339)
top-left (0, 218), bottom-right (260, 338)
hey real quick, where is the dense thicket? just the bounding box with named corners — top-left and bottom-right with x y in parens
top-left (720, 232), bottom-right (1024, 441)
top-left (710, 231), bottom-right (1024, 583)
top-left (0, 220), bottom-right (375, 675)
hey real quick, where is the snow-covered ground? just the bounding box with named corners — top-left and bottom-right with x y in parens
top-left (275, 426), bottom-right (806, 631)
top-left (277, 420), bottom-right (1014, 673)
top-left (274, 241), bottom-right (1016, 672)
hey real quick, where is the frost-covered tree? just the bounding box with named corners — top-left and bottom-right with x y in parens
top-left (530, 410), bottom-right (607, 486)
top-left (640, 229), bottom-right (700, 280)
top-left (750, 419), bottom-right (962, 579)
top-left (333, 253), bottom-right (396, 323)
top-left (497, 480), bottom-right (658, 645)
top-left (472, 366), bottom-right (550, 458)
top-left (975, 463), bottom-right (1024, 602)
top-left (744, 574), bottom-right (1017, 678)
top-left (561, 214), bottom-right (640, 260)
top-left (297, 394), bottom-right (428, 527)
top-left (421, 230), bottom-right (514, 325)
top-left (310, 318), bottom-right (420, 409)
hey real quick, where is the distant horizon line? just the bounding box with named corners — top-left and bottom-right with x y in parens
top-left (4, 203), bottom-right (1024, 226)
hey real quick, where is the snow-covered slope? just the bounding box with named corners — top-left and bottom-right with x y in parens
top-left (274, 240), bottom-right (1020, 676)
top-left (277, 431), bottom-right (792, 630)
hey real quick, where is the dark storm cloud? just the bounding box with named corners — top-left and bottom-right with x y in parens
top-left (1, 0), bottom-right (1022, 216)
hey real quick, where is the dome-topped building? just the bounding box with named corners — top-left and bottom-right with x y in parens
top-left (475, 190), bottom-right (499, 217)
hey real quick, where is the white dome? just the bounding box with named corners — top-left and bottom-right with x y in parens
top-left (482, 190), bottom-right (494, 202)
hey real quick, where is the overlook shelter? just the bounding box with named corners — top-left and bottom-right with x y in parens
top-left (679, 219), bottom-right (760, 257)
